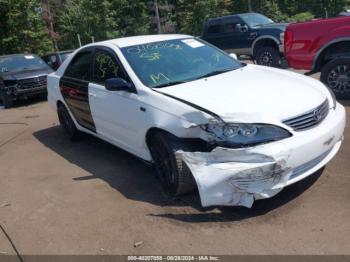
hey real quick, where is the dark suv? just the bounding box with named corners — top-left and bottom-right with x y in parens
top-left (0, 54), bottom-right (53, 108)
top-left (201, 12), bottom-right (288, 67)
top-left (42, 50), bottom-right (74, 71)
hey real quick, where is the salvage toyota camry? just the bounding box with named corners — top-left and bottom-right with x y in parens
top-left (47, 34), bottom-right (346, 208)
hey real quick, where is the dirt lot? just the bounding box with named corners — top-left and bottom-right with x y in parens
top-left (0, 70), bottom-right (350, 256)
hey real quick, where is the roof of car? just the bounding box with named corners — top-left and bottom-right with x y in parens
top-left (0, 53), bottom-right (37, 59)
top-left (339, 11), bottom-right (350, 16)
top-left (208, 12), bottom-right (261, 22)
top-left (98, 34), bottom-right (192, 48)
top-left (43, 50), bottom-right (74, 57)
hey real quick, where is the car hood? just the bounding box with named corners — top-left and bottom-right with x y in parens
top-left (1, 67), bottom-right (53, 81)
top-left (254, 23), bottom-right (288, 30)
top-left (158, 64), bottom-right (327, 123)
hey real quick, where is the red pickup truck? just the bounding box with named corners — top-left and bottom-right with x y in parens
top-left (284, 16), bottom-right (350, 98)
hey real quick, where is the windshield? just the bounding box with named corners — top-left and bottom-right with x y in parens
top-left (121, 38), bottom-right (242, 88)
top-left (60, 52), bottom-right (72, 62)
top-left (239, 13), bottom-right (274, 27)
top-left (0, 55), bottom-right (49, 73)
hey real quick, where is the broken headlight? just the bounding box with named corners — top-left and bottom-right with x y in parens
top-left (201, 123), bottom-right (292, 146)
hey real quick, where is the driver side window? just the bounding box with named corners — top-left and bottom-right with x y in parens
top-left (224, 18), bottom-right (242, 33)
top-left (64, 51), bottom-right (92, 81)
top-left (93, 50), bottom-right (125, 85)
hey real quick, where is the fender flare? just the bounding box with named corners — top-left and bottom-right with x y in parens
top-left (312, 37), bottom-right (350, 71)
top-left (252, 36), bottom-right (280, 55)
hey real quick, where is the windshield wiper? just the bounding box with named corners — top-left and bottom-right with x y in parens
top-left (152, 68), bottom-right (236, 88)
top-left (193, 68), bottom-right (234, 80)
top-left (152, 80), bottom-right (189, 88)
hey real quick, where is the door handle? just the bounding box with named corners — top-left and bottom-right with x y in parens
top-left (89, 92), bottom-right (97, 97)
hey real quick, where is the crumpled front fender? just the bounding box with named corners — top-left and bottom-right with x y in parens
top-left (176, 143), bottom-right (292, 208)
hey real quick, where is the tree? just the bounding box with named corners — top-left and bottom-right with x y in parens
top-left (253, 0), bottom-right (289, 22)
top-left (55, 0), bottom-right (150, 50)
top-left (111, 0), bottom-right (150, 36)
top-left (248, 0), bottom-right (253, 12)
top-left (2, 0), bottom-right (350, 55)
top-left (55, 0), bottom-right (118, 49)
top-left (290, 12), bottom-right (314, 22)
top-left (148, 0), bottom-right (176, 33)
top-left (0, 0), bottom-right (53, 55)
top-left (175, 0), bottom-right (231, 35)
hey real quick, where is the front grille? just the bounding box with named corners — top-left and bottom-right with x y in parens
top-left (283, 100), bottom-right (329, 131)
top-left (18, 75), bottom-right (47, 90)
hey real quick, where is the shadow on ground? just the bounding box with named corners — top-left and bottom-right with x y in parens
top-left (0, 95), bottom-right (47, 109)
top-left (340, 99), bottom-right (350, 107)
top-left (33, 125), bottom-right (323, 223)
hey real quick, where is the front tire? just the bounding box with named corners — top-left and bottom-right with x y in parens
top-left (255, 46), bottom-right (281, 67)
top-left (0, 90), bottom-right (14, 108)
top-left (321, 58), bottom-right (350, 99)
top-left (149, 132), bottom-right (196, 196)
top-left (57, 103), bottom-right (81, 141)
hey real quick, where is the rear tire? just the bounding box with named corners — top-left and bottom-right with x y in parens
top-left (320, 57), bottom-right (350, 99)
top-left (0, 90), bottom-right (14, 108)
top-left (57, 103), bottom-right (81, 141)
top-left (255, 46), bottom-right (281, 67)
top-left (149, 132), bottom-right (196, 196)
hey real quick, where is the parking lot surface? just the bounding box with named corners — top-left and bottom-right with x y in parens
top-left (0, 70), bottom-right (350, 255)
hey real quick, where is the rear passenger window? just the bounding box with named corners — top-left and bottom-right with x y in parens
top-left (224, 18), bottom-right (241, 33)
top-left (64, 51), bottom-right (92, 81)
top-left (224, 23), bottom-right (238, 33)
top-left (208, 24), bottom-right (221, 34)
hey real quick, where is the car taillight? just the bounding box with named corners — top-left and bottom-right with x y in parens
top-left (284, 29), bottom-right (293, 53)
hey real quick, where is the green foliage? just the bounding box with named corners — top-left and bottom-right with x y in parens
top-left (1, 0), bottom-right (350, 55)
top-left (55, 0), bottom-right (118, 49)
top-left (252, 0), bottom-right (289, 22)
top-left (55, 0), bottom-right (150, 50)
top-left (175, 0), bottom-right (233, 35)
top-left (0, 0), bottom-right (53, 56)
top-left (290, 12), bottom-right (315, 22)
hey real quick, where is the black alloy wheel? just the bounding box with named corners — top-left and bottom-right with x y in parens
top-left (57, 103), bottom-right (81, 141)
top-left (321, 58), bottom-right (350, 99)
top-left (255, 46), bottom-right (281, 67)
top-left (149, 132), bottom-right (196, 196)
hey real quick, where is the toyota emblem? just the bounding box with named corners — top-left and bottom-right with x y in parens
top-left (313, 109), bottom-right (322, 121)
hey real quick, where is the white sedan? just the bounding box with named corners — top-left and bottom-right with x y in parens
top-left (47, 34), bottom-right (346, 208)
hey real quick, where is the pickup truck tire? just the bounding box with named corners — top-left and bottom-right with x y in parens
top-left (57, 103), bottom-right (81, 141)
top-left (149, 132), bottom-right (196, 196)
top-left (321, 58), bottom-right (350, 99)
top-left (255, 47), bottom-right (281, 67)
top-left (0, 90), bottom-right (14, 108)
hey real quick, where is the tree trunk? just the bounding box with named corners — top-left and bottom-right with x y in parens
top-left (248, 0), bottom-right (253, 12)
top-left (154, 0), bottom-right (161, 34)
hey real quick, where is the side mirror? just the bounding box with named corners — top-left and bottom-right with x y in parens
top-left (240, 24), bottom-right (248, 32)
top-left (229, 53), bottom-right (238, 60)
top-left (105, 78), bottom-right (135, 92)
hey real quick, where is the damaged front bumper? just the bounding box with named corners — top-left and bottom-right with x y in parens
top-left (177, 104), bottom-right (346, 208)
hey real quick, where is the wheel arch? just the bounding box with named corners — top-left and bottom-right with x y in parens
top-left (313, 38), bottom-right (350, 71)
top-left (144, 126), bottom-right (210, 161)
top-left (56, 100), bottom-right (64, 108)
top-left (56, 99), bottom-right (84, 133)
top-left (252, 36), bottom-right (280, 57)
top-left (145, 127), bottom-right (177, 150)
